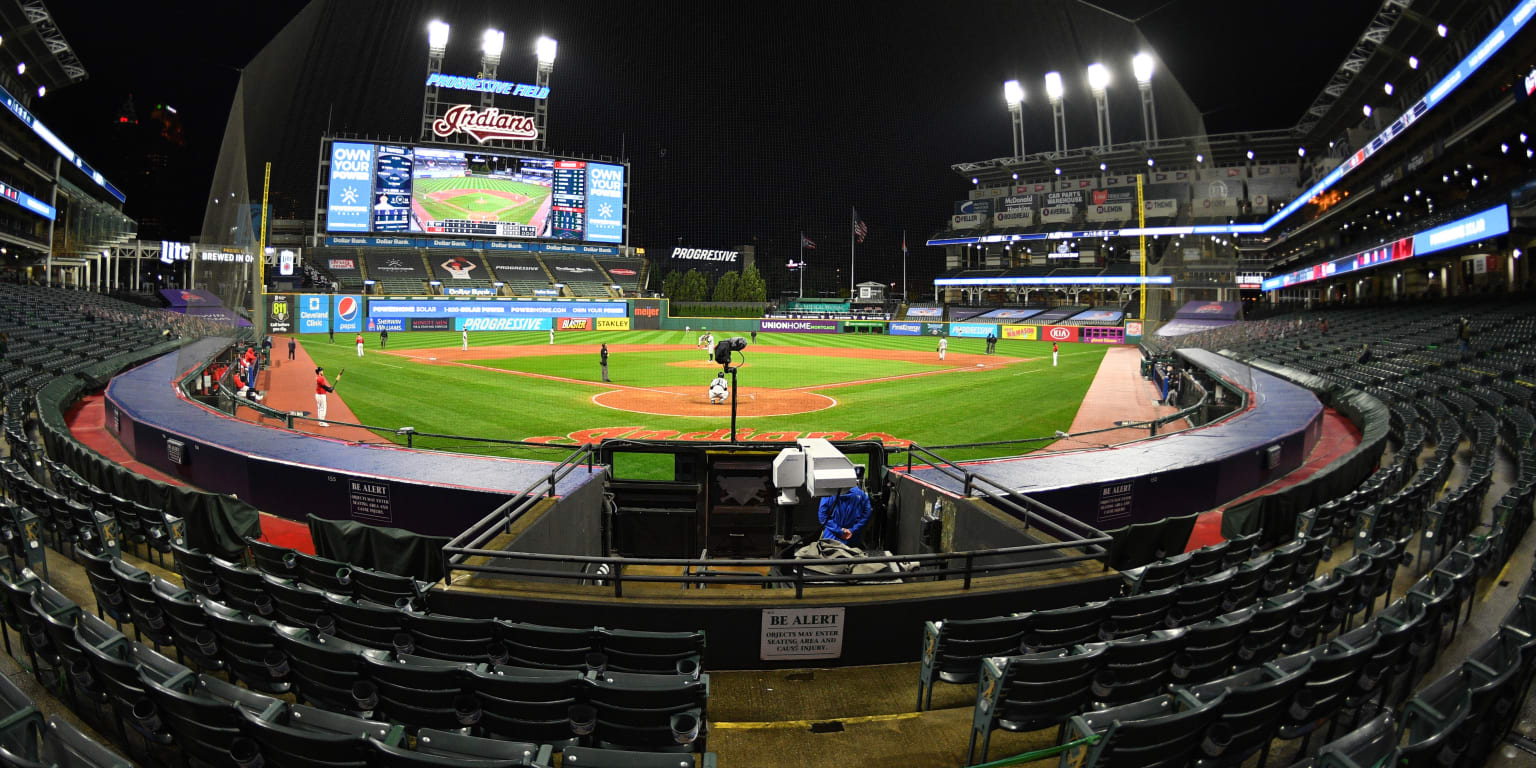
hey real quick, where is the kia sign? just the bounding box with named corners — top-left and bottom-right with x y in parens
top-left (431, 105), bottom-right (538, 143)
top-left (760, 319), bottom-right (840, 333)
top-left (332, 295), bottom-right (363, 333)
top-left (1043, 325), bottom-right (1079, 343)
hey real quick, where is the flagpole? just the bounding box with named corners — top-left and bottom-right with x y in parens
top-left (798, 232), bottom-right (805, 299)
top-left (902, 230), bottom-right (908, 304)
top-left (849, 208), bottom-right (855, 297)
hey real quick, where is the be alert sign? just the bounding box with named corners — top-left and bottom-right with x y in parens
top-left (760, 607), bottom-right (845, 660)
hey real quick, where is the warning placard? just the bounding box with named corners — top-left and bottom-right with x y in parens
top-left (348, 478), bottom-right (392, 524)
top-left (760, 607), bottom-right (845, 660)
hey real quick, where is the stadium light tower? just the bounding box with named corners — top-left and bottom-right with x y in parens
top-left (534, 36), bottom-right (558, 151)
top-left (1087, 63), bottom-right (1111, 149)
top-left (1044, 71), bottom-right (1066, 153)
top-left (1003, 79), bottom-right (1025, 158)
top-left (1133, 53), bottom-right (1157, 143)
top-left (480, 29), bottom-right (504, 108)
top-left (421, 21), bottom-right (450, 142)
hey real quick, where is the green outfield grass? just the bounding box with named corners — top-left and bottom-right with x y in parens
top-left (413, 176), bottom-right (550, 224)
top-left (300, 330), bottom-right (1107, 463)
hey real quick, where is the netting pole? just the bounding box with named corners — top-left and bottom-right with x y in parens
top-left (1137, 174), bottom-right (1147, 322)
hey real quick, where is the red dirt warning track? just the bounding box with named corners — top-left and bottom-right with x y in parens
top-left (387, 343), bottom-right (1021, 418)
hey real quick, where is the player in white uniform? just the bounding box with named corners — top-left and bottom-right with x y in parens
top-left (549, 328), bottom-right (555, 345)
top-left (938, 336), bottom-right (947, 361)
top-left (708, 372), bottom-right (729, 404)
top-left (462, 328), bottom-right (469, 351)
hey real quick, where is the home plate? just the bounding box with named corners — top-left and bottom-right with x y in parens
top-left (977, 363), bottom-right (984, 367)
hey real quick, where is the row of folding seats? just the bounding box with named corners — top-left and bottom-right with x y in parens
top-left (0, 668), bottom-right (130, 767)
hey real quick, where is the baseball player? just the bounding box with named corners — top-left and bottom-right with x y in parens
top-left (355, 332), bottom-right (364, 358)
top-left (1052, 341), bottom-right (1059, 367)
top-left (708, 372), bottom-right (729, 404)
top-left (462, 328), bottom-right (469, 351)
top-left (549, 327), bottom-right (555, 345)
top-left (937, 335), bottom-right (947, 361)
top-left (314, 366), bottom-right (338, 427)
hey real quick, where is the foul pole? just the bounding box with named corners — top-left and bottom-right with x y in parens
top-left (1137, 173), bottom-right (1147, 322)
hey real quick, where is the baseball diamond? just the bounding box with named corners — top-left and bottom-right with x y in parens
top-left (411, 175), bottom-right (552, 229)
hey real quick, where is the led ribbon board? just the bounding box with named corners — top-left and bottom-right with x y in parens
top-left (928, 0), bottom-right (1536, 248)
top-left (0, 83), bottom-right (125, 203)
top-left (1261, 204), bottom-right (1508, 291)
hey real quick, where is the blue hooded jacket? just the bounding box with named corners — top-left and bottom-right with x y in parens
top-left (817, 486), bottom-right (872, 544)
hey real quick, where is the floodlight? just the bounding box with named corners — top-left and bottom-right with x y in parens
top-left (971, 177), bottom-right (978, 185)
top-left (1087, 63), bottom-right (1110, 94)
top-left (1383, 82), bottom-right (1393, 95)
top-left (1146, 157), bottom-right (1154, 166)
top-left (35, 85), bottom-right (43, 98)
top-left (1195, 153), bottom-right (1204, 163)
top-left (536, 36), bottom-right (558, 65)
top-left (1436, 23), bottom-right (1447, 37)
top-left (1044, 71), bottom-right (1064, 102)
top-left (482, 28), bottom-right (504, 59)
top-left (1054, 167), bottom-right (1062, 175)
top-left (1408, 56), bottom-right (1419, 69)
top-left (1246, 150), bottom-right (1254, 160)
top-left (1297, 147), bottom-right (1306, 157)
top-left (1132, 53), bottom-right (1154, 84)
top-left (427, 20), bottom-right (450, 52)
top-left (1011, 172), bottom-right (1018, 179)
top-left (1099, 163), bottom-right (1107, 171)
top-left (1362, 104), bottom-right (1373, 117)
top-left (1003, 79), bottom-right (1024, 107)
top-left (14, 62), bottom-right (22, 75)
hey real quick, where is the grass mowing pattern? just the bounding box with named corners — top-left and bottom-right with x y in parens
top-left (413, 176), bottom-right (550, 224)
top-left (302, 330), bottom-right (1107, 463)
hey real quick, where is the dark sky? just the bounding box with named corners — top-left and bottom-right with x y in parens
top-left (36, 0), bottom-right (1376, 296)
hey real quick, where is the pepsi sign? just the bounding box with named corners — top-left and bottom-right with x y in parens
top-left (333, 295), bottom-right (363, 333)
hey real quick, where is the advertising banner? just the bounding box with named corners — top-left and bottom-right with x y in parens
top-left (904, 306), bottom-right (943, 318)
top-left (1143, 182), bottom-right (1189, 200)
top-left (1001, 325), bottom-right (1037, 340)
top-left (1090, 188), bottom-right (1135, 205)
top-left (953, 199), bottom-right (994, 215)
top-left (557, 317), bottom-right (593, 331)
top-left (410, 318), bottom-right (451, 331)
top-left (1044, 190), bottom-right (1083, 207)
top-left (326, 142), bottom-right (374, 232)
top-left (267, 295), bottom-right (294, 334)
top-left (1125, 321), bottom-right (1143, 337)
top-left (444, 286), bottom-right (498, 296)
top-left (367, 317), bottom-right (405, 332)
top-left (596, 317), bottom-right (631, 331)
top-left (993, 210), bottom-right (1033, 227)
top-left (1001, 195), bottom-right (1035, 210)
top-left (368, 299), bottom-right (627, 320)
top-left (1073, 310), bottom-right (1124, 323)
top-left (1196, 197), bottom-right (1238, 215)
top-left (584, 162), bottom-right (625, 243)
top-left (1086, 203), bottom-right (1132, 222)
top-left (298, 294), bottom-right (330, 334)
top-left (760, 319), bottom-right (840, 333)
top-left (328, 259), bottom-right (357, 271)
top-left (1042, 325), bottom-right (1080, 343)
top-left (454, 317), bottom-right (552, 331)
top-left (949, 323), bottom-right (998, 338)
top-left (1144, 199), bottom-right (1179, 217)
top-left (630, 299), bottom-right (662, 330)
top-left (1040, 206), bottom-right (1075, 224)
top-left (976, 309), bottom-right (1039, 320)
top-left (889, 322), bottom-right (922, 336)
top-left (968, 187), bottom-right (1011, 200)
top-left (951, 213), bottom-right (988, 229)
top-left (1085, 328), bottom-right (1126, 344)
top-left (332, 295), bottom-right (364, 334)
top-left (923, 323), bottom-right (947, 336)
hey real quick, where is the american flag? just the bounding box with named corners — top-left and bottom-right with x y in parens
top-left (852, 208), bottom-right (868, 243)
top-left (800, 233), bottom-right (816, 249)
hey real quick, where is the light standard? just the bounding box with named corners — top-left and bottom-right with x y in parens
top-left (1003, 79), bottom-right (1025, 158)
top-left (1087, 63), bottom-right (1111, 149)
top-left (534, 36), bottom-right (558, 151)
top-left (1044, 71), bottom-right (1066, 153)
top-left (1133, 53), bottom-right (1156, 143)
top-left (480, 29), bottom-right (504, 109)
top-left (420, 20), bottom-right (450, 140)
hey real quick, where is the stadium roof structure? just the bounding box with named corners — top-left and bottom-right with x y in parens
top-left (0, 0), bottom-right (86, 90)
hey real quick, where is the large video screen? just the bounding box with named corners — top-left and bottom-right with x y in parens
top-left (325, 140), bottom-right (625, 244)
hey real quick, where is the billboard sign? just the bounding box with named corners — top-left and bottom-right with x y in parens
top-left (993, 210), bottom-right (1033, 227)
top-left (454, 317), bottom-right (552, 331)
top-left (431, 105), bottom-right (538, 143)
top-left (267, 295), bottom-right (293, 334)
top-left (596, 318), bottom-right (631, 331)
top-left (326, 142), bottom-right (374, 232)
top-left (584, 163), bottom-right (625, 243)
top-left (1043, 325), bottom-right (1080, 343)
top-left (630, 299), bottom-right (662, 329)
top-left (366, 317), bottom-right (405, 332)
top-left (410, 318), bottom-right (451, 331)
top-left (1263, 205), bottom-right (1508, 291)
top-left (949, 323), bottom-right (998, 338)
top-left (1001, 325), bottom-right (1037, 340)
top-left (951, 213), bottom-right (988, 229)
top-left (558, 317), bottom-right (593, 330)
top-left (671, 247), bottom-right (738, 263)
top-left (444, 286), bottom-right (498, 296)
top-left (332, 295), bottom-right (363, 333)
top-left (889, 322), bottom-right (922, 336)
top-left (759, 319), bottom-right (840, 333)
top-left (298, 294), bottom-right (330, 334)
top-left (424, 73), bottom-right (548, 99)
top-left (368, 299), bottom-right (627, 320)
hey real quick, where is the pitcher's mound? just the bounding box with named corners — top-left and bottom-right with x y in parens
top-left (593, 386), bottom-right (833, 417)
top-left (667, 360), bottom-right (744, 369)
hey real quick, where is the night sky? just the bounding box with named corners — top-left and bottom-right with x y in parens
top-left (36, 0), bottom-right (1376, 296)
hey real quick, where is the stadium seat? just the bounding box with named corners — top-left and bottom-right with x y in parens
top-left (404, 611), bottom-right (498, 664)
top-left (77, 550), bottom-right (129, 630)
top-left (323, 594), bottom-right (406, 648)
top-left (1168, 567), bottom-right (1236, 626)
top-left (1061, 689), bottom-right (1224, 768)
top-left (561, 745), bottom-right (704, 767)
top-left (1101, 586), bottom-right (1175, 639)
top-left (467, 663), bottom-right (585, 744)
top-left (967, 645), bottom-right (1106, 764)
top-left (1020, 601), bottom-right (1111, 652)
top-left (360, 652), bottom-right (476, 732)
top-left (1172, 606), bottom-right (1256, 685)
top-left (272, 624), bottom-right (380, 715)
top-left (262, 573), bottom-right (330, 630)
top-left (1185, 654), bottom-right (1313, 768)
top-left (295, 552), bottom-right (356, 596)
top-left (235, 704), bottom-right (399, 768)
top-left (147, 577), bottom-right (223, 672)
top-left (599, 628), bottom-right (705, 676)
top-left (39, 716), bottom-right (134, 768)
top-left (1084, 628), bottom-right (1187, 705)
top-left (917, 614), bottom-right (1028, 709)
top-left (170, 544), bottom-right (219, 600)
top-left (497, 620), bottom-right (595, 670)
top-left (142, 673), bottom-right (281, 768)
top-left (247, 538), bottom-right (300, 580)
top-left (1301, 711), bottom-right (1399, 768)
top-left (349, 567), bottom-right (424, 609)
top-left (1397, 669), bottom-right (1471, 768)
top-left (108, 562), bottom-right (173, 650)
top-left (0, 671), bottom-right (44, 757)
top-left (587, 670), bottom-right (707, 752)
top-left (199, 599), bottom-right (291, 695)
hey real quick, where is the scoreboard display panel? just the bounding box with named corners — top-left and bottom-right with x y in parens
top-left (324, 140), bottom-right (625, 244)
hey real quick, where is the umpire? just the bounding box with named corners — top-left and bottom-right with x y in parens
top-left (600, 343), bottom-right (611, 382)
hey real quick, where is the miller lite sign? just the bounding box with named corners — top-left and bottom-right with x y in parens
top-left (431, 105), bottom-right (538, 143)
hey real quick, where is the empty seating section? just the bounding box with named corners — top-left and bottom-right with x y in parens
top-left (541, 255), bottom-right (610, 297)
top-left (313, 249), bottom-right (366, 291)
top-left (425, 250), bottom-right (496, 292)
top-left (596, 259), bottom-right (643, 293)
top-left (946, 299), bottom-right (1536, 765)
top-left (364, 250), bottom-right (431, 295)
top-left (484, 254), bottom-right (555, 295)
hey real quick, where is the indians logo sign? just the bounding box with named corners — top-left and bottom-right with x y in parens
top-left (431, 105), bottom-right (538, 143)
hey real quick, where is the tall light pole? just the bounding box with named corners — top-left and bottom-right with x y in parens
top-left (1003, 79), bottom-right (1025, 158)
top-left (1133, 53), bottom-right (1156, 143)
top-left (534, 36), bottom-right (558, 152)
top-left (420, 20), bottom-right (450, 141)
top-left (1044, 71), bottom-right (1066, 153)
top-left (1087, 63), bottom-right (1111, 150)
top-left (480, 28), bottom-right (504, 109)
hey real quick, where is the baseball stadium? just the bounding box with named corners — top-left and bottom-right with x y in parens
top-left (0, 2), bottom-right (1534, 768)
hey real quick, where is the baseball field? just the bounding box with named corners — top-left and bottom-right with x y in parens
top-left (297, 330), bottom-right (1107, 464)
top-left (412, 176), bottom-right (551, 225)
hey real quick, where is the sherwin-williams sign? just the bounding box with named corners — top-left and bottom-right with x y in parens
top-left (760, 319), bottom-right (839, 333)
